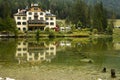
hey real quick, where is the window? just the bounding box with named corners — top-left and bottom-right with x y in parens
top-left (23, 27), bottom-right (26, 31)
top-left (29, 17), bottom-right (31, 20)
top-left (34, 12), bottom-right (37, 15)
top-left (46, 22), bottom-right (49, 25)
top-left (29, 12), bottom-right (32, 15)
top-left (23, 53), bottom-right (27, 56)
top-left (17, 22), bottom-right (21, 25)
top-left (18, 42), bottom-right (21, 45)
top-left (46, 17), bottom-right (49, 20)
top-left (29, 58), bottom-right (33, 61)
top-left (50, 52), bottom-right (54, 55)
top-left (17, 17), bottom-right (21, 20)
top-left (40, 17), bottom-right (43, 20)
top-left (40, 12), bottom-right (43, 15)
top-left (50, 47), bottom-right (54, 50)
top-left (18, 53), bottom-right (21, 56)
top-left (29, 53), bottom-right (32, 56)
top-left (18, 48), bottom-right (21, 51)
top-left (50, 22), bottom-right (54, 25)
top-left (40, 53), bottom-right (44, 55)
top-left (41, 57), bottom-right (44, 60)
top-left (23, 48), bottom-right (27, 51)
top-left (23, 42), bottom-right (26, 45)
top-left (18, 28), bottom-right (20, 30)
top-left (23, 17), bottom-right (26, 20)
top-left (50, 17), bottom-right (53, 20)
top-left (22, 22), bottom-right (26, 25)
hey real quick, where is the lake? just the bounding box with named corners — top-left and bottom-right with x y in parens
top-left (0, 37), bottom-right (120, 80)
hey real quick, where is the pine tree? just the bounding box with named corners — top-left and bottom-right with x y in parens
top-left (70, 0), bottom-right (89, 28)
top-left (92, 2), bottom-right (108, 33)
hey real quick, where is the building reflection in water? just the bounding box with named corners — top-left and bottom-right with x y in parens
top-left (114, 42), bottom-right (120, 50)
top-left (59, 41), bottom-right (71, 47)
top-left (16, 40), bottom-right (56, 64)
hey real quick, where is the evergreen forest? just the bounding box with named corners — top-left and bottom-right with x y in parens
top-left (0, 0), bottom-right (119, 35)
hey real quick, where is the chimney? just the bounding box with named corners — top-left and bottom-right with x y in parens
top-left (49, 10), bottom-right (51, 13)
top-left (18, 9), bottom-right (20, 13)
top-left (31, 3), bottom-right (34, 7)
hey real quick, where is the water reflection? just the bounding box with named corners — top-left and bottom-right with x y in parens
top-left (16, 40), bottom-right (56, 64)
top-left (114, 42), bottom-right (120, 50)
top-left (0, 37), bottom-right (120, 68)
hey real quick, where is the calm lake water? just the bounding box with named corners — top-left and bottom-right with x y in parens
top-left (0, 37), bottom-right (120, 80)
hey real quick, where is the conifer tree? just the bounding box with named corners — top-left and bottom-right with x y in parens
top-left (92, 2), bottom-right (108, 33)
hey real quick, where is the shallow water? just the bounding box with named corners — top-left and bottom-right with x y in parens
top-left (0, 37), bottom-right (120, 80)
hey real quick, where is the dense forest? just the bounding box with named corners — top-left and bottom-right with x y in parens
top-left (0, 0), bottom-right (119, 18)
top-left (0, 0), bottom-right (118, 34)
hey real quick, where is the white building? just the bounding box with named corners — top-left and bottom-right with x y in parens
top-left (14, 4), bottom-right (56, 32)
top-left (60, 26), bottom-right (71, 32)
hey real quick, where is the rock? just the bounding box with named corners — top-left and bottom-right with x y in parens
top-left (97, 78), bottom-right (102, 80)
top-left (102, 67), bottom-right (106, 73)
top-left (0, 77), bottom-right (3, 80)
top-left (111, 69), bottom-right (116, 78)
top-left (80, 59), bottom-right (94, 63)
top-left (4, 77), bottom-right (15, 80)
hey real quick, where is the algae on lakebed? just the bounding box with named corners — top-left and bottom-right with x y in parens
top-left (0, 37), bottom-right (120, 80)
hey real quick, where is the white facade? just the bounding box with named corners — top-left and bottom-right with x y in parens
top-left (14, 4), bottom-right (56, 32)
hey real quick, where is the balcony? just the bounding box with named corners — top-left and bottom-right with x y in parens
top-left (28, 20), bottom-right (46, 27)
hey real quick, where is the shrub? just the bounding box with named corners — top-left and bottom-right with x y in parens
top-left (92, 29), bottom-right (98, 34)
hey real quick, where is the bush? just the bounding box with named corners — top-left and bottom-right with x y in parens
top-left (45, 27), bottom-right (50, 32)
top-left (92, 29), bottom-right (98, 34)
top-left (49, 31), bottom-right (55, 38)
top-left (67, 31), bottom-right (73, 34)
top-left (36, 30), bottom-right (40, 38)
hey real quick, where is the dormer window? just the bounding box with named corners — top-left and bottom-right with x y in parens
top-left (34, 7), bottom-right (38, 10)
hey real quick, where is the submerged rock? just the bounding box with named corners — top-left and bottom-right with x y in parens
top-left (102, 67), bottom-right (106, 73)
top-left (111, 69), bottom-right (116, 78)
top-left (80, 59), bottom-right (94, 63)
top-left (4, 77), bottom-right (15, 80)
top-left (97, 78), bottom-right (102, 80)
top-left (0, 77), bottom-right (3, 80)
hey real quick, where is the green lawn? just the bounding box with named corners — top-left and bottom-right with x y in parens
top-left (113, 28), bottom-right (120, 42)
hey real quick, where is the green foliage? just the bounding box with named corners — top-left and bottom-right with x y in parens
top-left (92, 2), bottom-right (108, 33)
top-left (106, 21), bottom-right (114, 35)
top-left (71, 25), bottom-right (76, 31)
top-left (45, 27), bottom-right (50, 32)
top-left (36, 30), bottom-right (40, 38)
top-left (77, 21), bottom-right (83, 29)
top-left (92, 29), bottom-right (98, 34)
top-left (0, 0), bottom-right (117, 35)
top-left (49, 31), bottom-right (55, 38)
top-left (0, 0), bottom-right (17, 35)
top-left (70, 0), bottom-right (90, 28)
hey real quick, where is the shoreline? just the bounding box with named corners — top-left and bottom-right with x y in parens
top-left (0, 65), bottom-right (120, 80)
